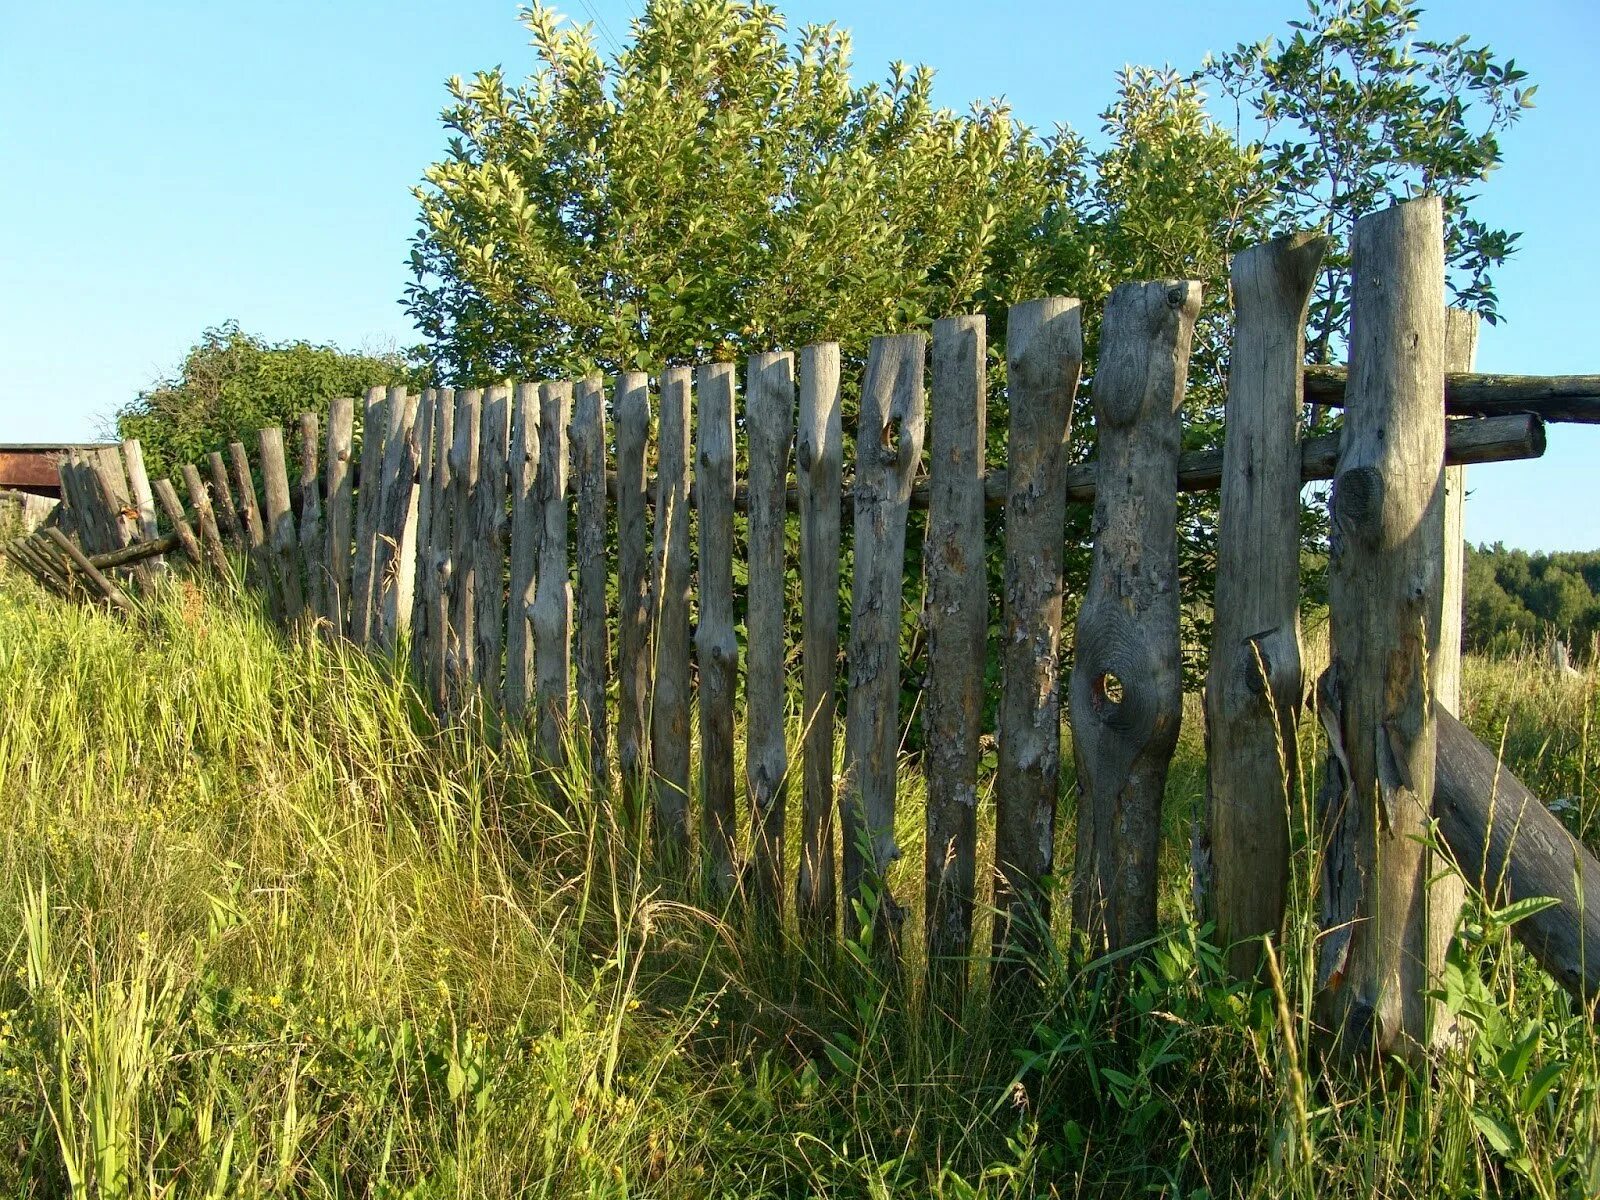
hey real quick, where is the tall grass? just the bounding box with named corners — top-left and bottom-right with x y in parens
top-left (1, 574), bottom-right (1597, 1197)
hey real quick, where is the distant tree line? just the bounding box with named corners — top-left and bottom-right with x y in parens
top-left (1464, 543), bottom-right (1600, 659)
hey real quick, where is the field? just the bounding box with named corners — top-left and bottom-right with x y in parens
top-left (1, 574), bottom-right (1597, 1198)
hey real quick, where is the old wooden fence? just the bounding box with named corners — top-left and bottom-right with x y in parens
top-left (13, 196), bottom-right (1600, 1060)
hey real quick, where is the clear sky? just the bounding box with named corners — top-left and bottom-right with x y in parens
top-left (3, 0), bottom-right (1596, 550)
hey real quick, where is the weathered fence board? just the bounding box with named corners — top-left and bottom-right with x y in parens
top-left (151, 477), bottom-right (202, 566)
top-left (350, 386), bottom-right (387, 643)
top-left (447, 389), bottom-right (482, 704)
top-left (505, 383), bottom-right (540, 721)
top-left (121, 439), bottom-right (162, 570)
top-left (923, 315), bottom-right (988, 1004)
top-left (573, 375), bottom-right (610, 778)
top-left (408, 389), bottom-right (437, 669)
top-left (206, 451), bottom-right (244, 549)
top-left (615, 372), bottom-right (653, 821)
top-left (45, 527), bottom-right (135, 613)
top-left (298, 413), bottom-right (325, 623)
top-left (696, 362), bottom-right (739, 894)
top-left (745, 350), bottom-right (794, 915)
top-left (323, 397), bottom-right (356, 635)
top-left (424, 389), bottom-right (457, 709)
top-left (258, 426), bottom-right (305, 622)
top-left (181, 463), bottom-right (231, 578)
top-left (841, 333), bottom-right (927, 954)
top-left (534, 380), bottom-right (572, 765)
top-left (375, 389), bottom-right (421, 652)
top-left (652, 366), bottom-right (694, 865)
top-left (796, 343), bottom-right (842, 938)
top-left (1316, 196), bottom-right (1446, 1062)
top-left (1070, 280), bottom-right (1201, 959)
top-left (471, 386), bottom-right (509, 684)
top-left (228, 440), bottom-right (276, 613)
top-left (1202, 233), bottom-right (1324, 980)
top-left (992, 298), bottom-right (1082, 978)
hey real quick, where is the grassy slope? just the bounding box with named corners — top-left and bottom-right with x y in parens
top-left (1, 576), bottom-right (1597, 1198)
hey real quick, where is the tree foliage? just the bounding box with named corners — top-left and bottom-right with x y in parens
top-left (114, 322), bottom-right (420, 480)
top-left (1465, 544), bottom-right (1600, 660)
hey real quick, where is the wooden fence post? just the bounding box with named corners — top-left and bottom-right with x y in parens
top-left (408, 389), bottom-right (436, 673)
top-left (746, 350), bottom-right (795, 915)
top-left (425, 389), bottom-right (457, 710)
top-left (841, 333), bottom-right (927, 955)
top-left (697, 362), bottom-right (739, 895)
top-left (796, 343), bottom-right (842, 939)
top-left (505, 382), bottom-right (540, 722)
top-left (206, 451), bottom-right (244, 549)
top-left (150, 477), bottom-right (202, 566)
top-left (471, 386), bottom-right (509, 686)
top-left (350, 386), bottom-right (387, 643)
top-left (652, 366), bottom-right (694, 868)
top-left (573, 375), bottom-right (610, 779)
top-left (258, 426), bottom-right (305, 622)
top-left (1202, 232), bottom-right (1325, 980)
top-left (991, 298), bottom-right (1083, 980)
top-left (448, 389), bottom-right (482, 704)
top-left (298, 413), bottom-right (325, 624)
top-left (323, 397), bottom-right (356, 636)
top-left (924, 314), bottom-right (988, 1006)
top-left (534, 380), bottom-right (572, 765)
top-left (120, 439), bottom-right (162, 570)
top-left (228, 440), bottom-right (277, 615)
top-left (375, 390), bottom-right (421, 652)
top-left (180, 463), bottom-right (231, 578)
top-left (1316, 196), bottom-right (1447, 1062)
top-left (1069, 280), bottom-right (1200, 959)
top-left (615, 372), bottom-right (653, 826)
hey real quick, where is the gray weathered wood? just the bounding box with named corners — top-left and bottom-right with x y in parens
top-left (1070, 281), bottom-right (1201, 960)
top-left (206, 451), bottom-right (244, 549)
top-left (323, 397), bottom-right (356, 636)
top-left (1305, 364), bottom-right (1600, 423)
top-left (447, 389), bottom-right (482, 704)
top-left (1434, 706), bottom-right (1600, 1010)
top-left (1201, 233), bottom-right (1325, 981)
top-left (841, 333), bottom-right (927, 954)
top-left (298, 413), bottom-right (325, 623)
top-left (424, 389), bottom-right (457, 710)
top-left (120, 439), bottom-right (163, 571)
top-left (374, 389), bottom-right (421, 651)
top-left (349, 386), bottom-right (388, 643)
top-left (151, 477), bottom-right (202, 566)
top-left (923, 315), bottom-right (989, 1004)
top-left (992, 298), bottom-right (1084, 976)
top-left (92, 446), bottom-right (139, 552)
top-left (409, 391), bottom-right (437, 680)
top-left (258, 426), bottom-right (306, 622)
top-left (696, 362), bottom-right (739, 895)
top-left (1316, 196), bottom-right (1447, 1063)
top-left (745, 351), bottom-right (794, 914)
top-left (573, 375), bottom-right (610, 779)
top-left (181, 463), bottom-right (231, 578)
top-left (9, 537), bottom-right (71, 596)
top-left (45, 527), bottom-right (135, 614)
top-left (471, 386), bottom-right (509, 686)
top-left (533, 381), bottom-right (572, 765)
top-left (796, 344), bottom-right (842, 938)
top-left (652, 366), bottom-right (694, 867)
top-left (615, 373), bottom-right (653, 823)
top-left (88, 530), bottom-right (184, 571)
top-left (505, 383), bottom-right (540, 721)
top-left (228, 440), bottom-right (277, 614)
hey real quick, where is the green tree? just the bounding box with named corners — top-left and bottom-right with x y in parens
top-left (115, 322), bottom-right (422, 480)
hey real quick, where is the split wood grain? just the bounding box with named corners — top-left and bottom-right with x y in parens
top-left (533, 381), bottom-right (572, 765)
top-left (652, 366), bottom-right (694, 867)
top-left (505, 383), bottom-right (540, 721)
top-left (573, 375), bottom-right (610, 779)
top-left (696, 362), bottom-right (739, 895)
top-left (258, 426), bottom-right (305, 622)
top-left (323, 397), bottom-right (356, 637)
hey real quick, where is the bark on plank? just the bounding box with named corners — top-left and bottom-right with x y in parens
top-left (258, 426), bottom-right (306, 623)
top-left (652, 366), bottom-right (694, 868)
top-left (573, 375), bottom-right (610, 780)
top-left (745, 350), bottom-right (794, 916)
top-left (615, 373), bottom-right (652, 828)
top-left (505, 383), bottom-right (539, 722)
top-left (696, 362), bottom-right (739, 896)
top-left (323, 397), bottom-right (356, 637)
top-left (1202, 233), bottom-right (1324, 980)
top-left (471, 386), bottom-right (509, 685)
top-left (923, 314), bottom-right (989, 1006)
top-left (991, 298), bottom-right (1084, 980)
top-left (1316, 196), bottom-right (1447, 1063)
top-left (533, 381), bottom-right (572, 765)
top-left (841, 333), bottom-right (926, 957)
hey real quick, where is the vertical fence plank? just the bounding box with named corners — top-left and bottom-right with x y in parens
top-left (258, 426), bottom-right (306, 622)
top-left (93, 446), bottom-right (139, 550)
top-left (181, 463), bottom-right (231, 578)
top-left (746, 351), bottom-right (795, 914)
top-left (228, 440), bottom-right (277, 615)
top-left (1069, 281), bottom-right (1200, 959)
top-left (534, 380), bottom-right (573, 765)
top-left (990, 299), bottom-right (1083, 979)
top-left (350, 386), bottom-right (388, 643)
top-left (151, 477), bottom-right (202, 565)
top-left (1202, 234), bottom-right (1325, 981)
top-left (841, 333), bottom-right (927, 954)
top-left (923, 315), bottom-right (988, 1005)
top-left (615, 372), bottom-right (653, 823)
top-left (573, 375), bottom-right (610, 778)
top-left (652, 366), bottom-right (694, 867)
top-left (298, 413), bottom-right (325, 623)
top-left (425, 390), bottom-right (457, 710)
top-left (472, 386), bottom-right (510, 689)
top-left (375, 391), bottom-right (421, 652)
top-left (408, 389), bottom-right (437, 674)
top-left (505, 383), bottom-right (540, 721)
top-left (120, 439), bottom-right (162, 571)
top-left (1317, 197), bottom-right (1447, 1062)
top-left (796, 344), bottom-right (842, 938)
top-left (696, 362), bottom-right (739, 894)
top-left (207, 451), bottom-right (244, 548)
top-left (323, 397), bottom-right (356, 636)
top-left (448, 389), bottom-right (483, 704)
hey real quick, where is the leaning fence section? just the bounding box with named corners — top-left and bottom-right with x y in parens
top-left (19, 196), bottom-right (1600, 1057)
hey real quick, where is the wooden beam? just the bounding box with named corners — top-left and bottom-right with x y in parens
top-left (1306, 364), bottom-right (1600, 423)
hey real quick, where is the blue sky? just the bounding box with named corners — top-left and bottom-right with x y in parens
top-left (2, 0), bottom-right (1595, 550)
